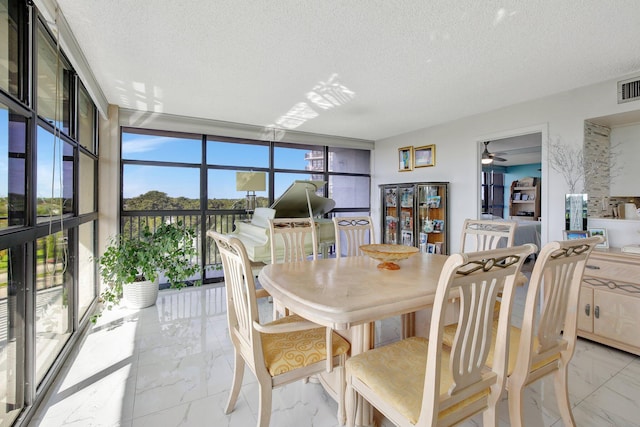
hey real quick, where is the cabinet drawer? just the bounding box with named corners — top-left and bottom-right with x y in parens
top-left (585, 256), bottom-right (640, 285)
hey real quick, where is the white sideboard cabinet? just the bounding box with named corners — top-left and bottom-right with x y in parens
top-left (578, 248), bottom-right (640, 355)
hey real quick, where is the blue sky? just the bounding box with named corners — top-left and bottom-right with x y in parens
top-left (121, 132), bottom-right (313, 199)
top-left (0, 116), bottom-right (317, 200)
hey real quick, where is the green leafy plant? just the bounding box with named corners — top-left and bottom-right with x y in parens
top-left (93, 221), bottom-right (200, 322)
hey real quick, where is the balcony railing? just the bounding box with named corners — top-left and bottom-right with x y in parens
top-left (120, 211), bottom-right (251, 285)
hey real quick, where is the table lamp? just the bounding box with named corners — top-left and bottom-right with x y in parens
top-left (236, 171), bottom-right (266, 213)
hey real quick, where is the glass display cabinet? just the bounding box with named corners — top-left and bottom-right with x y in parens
top-left (380, 182), bottom-right (449, 254)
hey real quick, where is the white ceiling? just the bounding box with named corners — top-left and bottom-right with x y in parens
top-left (55, 1), bottom-right (640, 142)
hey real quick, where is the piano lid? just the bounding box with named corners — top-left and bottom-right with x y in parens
top-left (270, 180), bottom-right (336, 218)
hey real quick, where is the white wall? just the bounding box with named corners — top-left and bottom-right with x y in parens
top-left (372, 73), bottom-right (640, 253)
top-left (610, 122), bottom-right (640, 196)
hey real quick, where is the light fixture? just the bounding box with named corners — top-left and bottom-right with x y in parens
top-left (481, 141), bottom-right (506, 164)
top-left (236, 171), bottom-right (266, 214)
top-left (481, 143), bottom-right (494, 164)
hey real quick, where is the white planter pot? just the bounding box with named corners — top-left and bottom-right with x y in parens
top-left (123, 278), bottom-right (159, 309)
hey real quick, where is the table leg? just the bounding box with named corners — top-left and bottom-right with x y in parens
top-left (350, 324), bottom-right (373, 426)
top-left (319, 323), bottom-right (375, 426)
top-left (401, 312), bottom-right (415, 338)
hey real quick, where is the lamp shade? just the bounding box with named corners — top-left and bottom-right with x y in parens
top-left (236, 172), bottom-right (266, 191)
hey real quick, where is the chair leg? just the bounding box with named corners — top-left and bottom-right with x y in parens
top-left (257, 377), bottom-right (273, 427)
top-left (554, 362), bottom-right (576, 427)
top-left (225, 350), bottom-right (245, 414)
top-left (483, 384), bottom-right (500, 427)
top-left (345, 376), bottom-right (356, 427)
top-left (336, 360), bottom-right (346, 425)
top-left (507, 383), bottom-right (525, 427)
top-left (483, 409), bottom-right (498, 427)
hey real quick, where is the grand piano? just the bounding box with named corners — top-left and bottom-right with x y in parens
top-left (231, 180), bottom-right (336, 263)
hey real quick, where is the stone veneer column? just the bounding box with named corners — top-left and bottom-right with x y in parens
top-left (584, 121), bottom-right (611, 217)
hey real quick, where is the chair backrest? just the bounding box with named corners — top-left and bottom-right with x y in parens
top-left (419, 243), bottom-right (536, 425)
top-left (269, 217), bottom-right (318, 263)
top-left (512, 236), bottom-right (602, 380)
top-left (460, 218), bottom-right (517, 252)
top-left (333, 216), bottom-right (375, 258)
top-left (209, 231), bottom-right (266, 369)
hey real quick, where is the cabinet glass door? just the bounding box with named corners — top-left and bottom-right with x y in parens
top-left (382, 186), bottom-right (399, 244)
top-left (398, 186), bottom-right (415, 246)
top-left (418, 184), bottom-right (447, 254)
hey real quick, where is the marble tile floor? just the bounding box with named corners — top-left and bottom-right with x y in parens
top-left (30, 282), bottom-right (640, 427)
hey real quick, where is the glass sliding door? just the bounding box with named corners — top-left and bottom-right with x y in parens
top-left (34, 230), bottom-right (72, 385)
top-left (77, 222), bottom-right (95, 320)
top-left (0, 245), bottom-right (25, 426)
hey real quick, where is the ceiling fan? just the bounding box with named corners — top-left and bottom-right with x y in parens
top-left (481, 141), bottom-right (507, 164)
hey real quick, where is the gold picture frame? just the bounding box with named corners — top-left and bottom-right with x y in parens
top-left (414, 144), bottom-right (435, 168)
top-left (398, 146), bottom-right (413, 171)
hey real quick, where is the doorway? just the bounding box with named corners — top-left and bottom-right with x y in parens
top-left (477, 127), bottom-right (546, 251)
top-left (479, 132), bottom-right (542, 220)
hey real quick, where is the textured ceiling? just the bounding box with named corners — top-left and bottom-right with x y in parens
top-left (56, 1), bottom-right (640, 141)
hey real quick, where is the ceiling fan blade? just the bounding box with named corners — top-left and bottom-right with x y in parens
top-left (481, 141), bottom-right (508, 162)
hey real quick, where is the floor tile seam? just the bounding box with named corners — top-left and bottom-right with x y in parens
top-left (568, 360), bottom-right (631, 410)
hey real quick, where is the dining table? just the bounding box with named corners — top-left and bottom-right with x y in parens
top-left (258, 251), bottom-right (450, 426)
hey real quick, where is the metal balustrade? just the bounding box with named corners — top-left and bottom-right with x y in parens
top-left (120, 211), bottom-right (250, 284)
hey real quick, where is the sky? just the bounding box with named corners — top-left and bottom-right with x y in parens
top-left (121, 132), bottom-right (313, 200)
top-left (0, 118), bottom-right (325, 201)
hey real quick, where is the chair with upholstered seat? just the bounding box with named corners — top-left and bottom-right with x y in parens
top-left (345, 243), bottom-right (535, 427)
top-left (333, 216), bottom-right (375, 258)
top-left (461, 218), bottom-right (527, 299)
top-left (442, 236), bottom-right (602, 426)
top-left (502, 236), bottom-right (601, 426)
top-left (210, 231), bottom-right (350, 427)
top-left (460, 218), bottom-right (517, 252)
top-left (333, 215), bottom-right (377, 348)
top-left (269, 217), bottom-right (318, 263)
top-left (268, 217), bottom-right (318, 318)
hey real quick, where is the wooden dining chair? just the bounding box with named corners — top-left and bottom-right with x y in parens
top-left (269, 217), bottom-right (318, 263)
top-left (210, 231), bottom-right (350, 427)
top-left (333, 215), bottom-right (377, 348)
top-left (504, 236), bottom-right (601, 426)
top-left (442, 236), bottom-right (602, 426)
top-left (345, 243), bottom-right (536, 427)
top-left (333, 216), bottom-right (375, 258)
top-left (461, 218), bottom-right (526, 304)
top-left (268, 217), bottom-right (318, 318)
top-left (460, 218), bottom-right (517, 252)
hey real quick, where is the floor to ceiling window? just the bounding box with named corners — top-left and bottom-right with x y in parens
top-left (121, 129), bottom-right (371, 283)
top-left (0, 2), bottom-right (99, 426)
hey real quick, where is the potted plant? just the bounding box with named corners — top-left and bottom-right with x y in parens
top-left (93, 220), bottom-right (200, 321)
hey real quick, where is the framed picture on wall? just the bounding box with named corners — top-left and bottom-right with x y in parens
top-left (398, 146), bottom-right (413, 171)
top-left (414, 144), bottom-right (435, 168)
